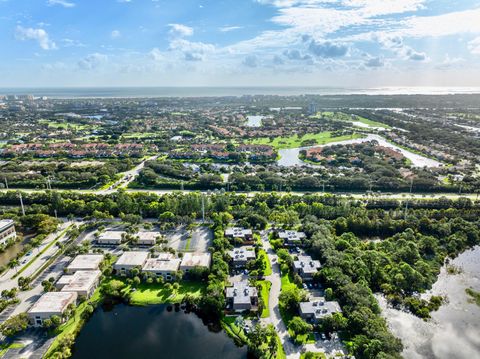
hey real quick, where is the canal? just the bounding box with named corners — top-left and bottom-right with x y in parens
top-left (72, 303), bottom-right (248, 359)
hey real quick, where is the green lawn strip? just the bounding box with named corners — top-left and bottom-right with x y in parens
top-left (184, 236), bottom-right (192, 251)
top-left (353, 115), bottom-right (391, 129)
top-left (300, 352), bottom-right (327, 359)
top-left (13, 225), bottom-right (72, 278)
top-left (258, 280), bottom-right (271, 318)
top-left (0, 342), bottom-right (24, 358)
top-left (44, 288), bottom-right (103, 358)
top-left (258, 249), bottom-right (272, 276)
top-left (247, 132), bottom-right (364, 150)
top-left (466, 287), bottom-right (480, 306)
top-left (124, 280), bottom-right (206, 305)
top-left (221, 316), bottom-right (248, 344)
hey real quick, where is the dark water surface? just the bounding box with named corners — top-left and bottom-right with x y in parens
top-left (72, 304), bottom-right (247, 359)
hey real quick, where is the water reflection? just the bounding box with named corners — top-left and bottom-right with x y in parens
top-left (378, 246), bottom-right (480, 359)
top-left (72, 303), bottom-right (248, 359)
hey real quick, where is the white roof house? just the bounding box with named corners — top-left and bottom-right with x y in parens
top-left (0, 219), bottom-right (16, 245)
top-left (293, 255), bottom-right (321, 280)
top-left (97, 230), bottom-right (125, 245)
top-left (180, 253), bottom-right (211, 272)
top-left (113, 251), bottom-right (149, 273)
top-left (60, 270), bottom-right (102, 298)
top-left (65, 254), bottom-right (103, 274)
top-left (136, 231), bottom-right (159, 246)
top-left (142, 257), bottom-right (181, 280)
top-left (28, 291), bottom-right (77, 327)
top-left (228, 246), bottom-right (256, 267)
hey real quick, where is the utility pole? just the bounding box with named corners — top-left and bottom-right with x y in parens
top-left (180, 182), bottom-right (184, 191)
top-left (19, 192), bottom-right (25, 216)
top-left (201, 195), bottom-right (205, 223)
top-left (404, 178), bottom-right (413, 221)
top-left (54, 209), bottom-right (58, 219)
top-left (4, 177), bottom-right (8, 189)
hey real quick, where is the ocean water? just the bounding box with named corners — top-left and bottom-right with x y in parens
top-left (1, 86), bottom-right (480, 99)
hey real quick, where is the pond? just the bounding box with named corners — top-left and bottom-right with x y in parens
top-left (0, 240), bottom-right (28, 267)
top-left (277, 134), bottom-right (442, 168)
top-left (72, 303), bottom-right (248, 359)
top-left (246, 115), bottom-right (264, 127)
top-left (378, 245), bottom-right (480, 359)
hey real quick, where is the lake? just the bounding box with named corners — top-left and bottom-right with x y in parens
top-left (378, 245), bottom-right (480, 359)
top-left (277, 134), bottom-right (442, 168)
top-left (246, 115), bottom-right (264, 127)
top-left (72, 304), bottom-right (248, 359)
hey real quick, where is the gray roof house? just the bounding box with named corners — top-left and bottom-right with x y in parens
top-left (293, 255), bottom-right (321, 280)
top-left (299, 298), bottom-right (342, 323)
top-left (228, 246), bottom-right (256, 268)
top-left (278, 230), bottom-right (306, 247)
top-left (224, 227), bottom-right (253, 240)
top-left (225, 280), bottom-right (258, 312)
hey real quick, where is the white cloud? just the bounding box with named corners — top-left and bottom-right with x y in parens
top-left (219, 26), bottom-right (243, 32)
top-left (468, 36), bottom-right (480, 55)
top-left (168, 23), bottom-right (194, 37)
top-left (47, 0), bottom-right (75, 8)
top-left (111, 30), bottom-right (121, 39)
top-left (78, 53), bottom-right (108, 70)
top-left (149, 48), bottom-right (164, 61)
top-left (169, 39), bottom-right (215, 61)
top-left (15, 26), bottom-right (57, 50)
top-left (364, 56), bottom-right (384, 67)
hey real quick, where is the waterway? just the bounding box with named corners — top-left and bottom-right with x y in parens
top-left (246, 115), bottom-right (264, 127)
top-left (72, 303), bottom-right (248, 359)
top-left (0, 240), bottom-right (28, 267)
top-left (378, 245), bottom-right (480, 359)
top-left (277, 134), bottom-right (442, 168)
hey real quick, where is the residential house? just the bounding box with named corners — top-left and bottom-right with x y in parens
top-left (299, 298), bottom-right (342, 324)
top-left (293, 255), bottom-right (321, 281)
top-left (60, 270), bottom-right (102, 298)
top-left (278, 230), bottom-right (306, 247)
top-left (65, 254), bottom-right (103, 274)
top-left (228, 246), bottom-right (256, 268)
top-left (225, 281), bottom-right (258, 312)
top-left (27, 291), bottom-right (77, 327)
top-left (179, 253), bottom-right (211, 273)
top-left (97, 230), bottom-right (125, 245)
top-left (142, 256), bottom-right (181, 281)
top-left (113, 251), bottom-right (149, 275)
top-left (0, 219), bottom-right (16, 246)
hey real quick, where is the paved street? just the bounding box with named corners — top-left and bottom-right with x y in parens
top-left (261, 234), bottom-right (302, 359)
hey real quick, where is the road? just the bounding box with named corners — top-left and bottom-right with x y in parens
top-left (99, 155), bottom-right (158, 194)
top-left (261, 233), bottom-right (301, 359)
top-left (0, 220), bottom-right (85, 322)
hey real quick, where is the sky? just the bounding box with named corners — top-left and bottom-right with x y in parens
top-left (1, 0), bottom-right (480, 88)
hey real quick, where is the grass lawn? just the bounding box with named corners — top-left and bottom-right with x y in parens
top-left (126, 281), bottom-right (206, 305)
top-left (247, 132), bottom-right (364, 150)
top-left (466, 287), bottom-right (480, 306)
top-left (258, 280), bottom-right (272, 318)
top-left (258, 249), bottom-right (272, 276)
top-left (0, 342), bottom-right (24, 357)
top-left (300, 352), bottom-right (327, 359)
top-left (315, 111), bottom-right (390, 129)
top-left (221, 316), bottom-right (248, 344)
top-left (45, 288), bottom-right (103, 358)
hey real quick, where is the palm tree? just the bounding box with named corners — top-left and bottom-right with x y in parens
top-left (9, 259), bottom-right (19, 273)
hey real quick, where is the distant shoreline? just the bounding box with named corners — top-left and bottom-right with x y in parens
top-left (2, 86), bottom-right (480, 98)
